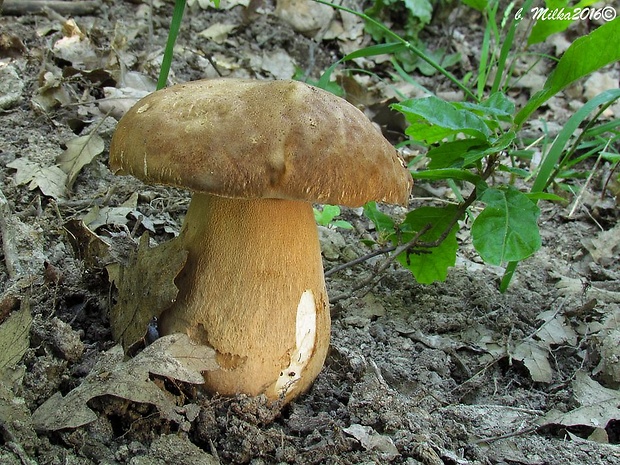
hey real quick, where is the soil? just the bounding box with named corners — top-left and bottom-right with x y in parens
top-left (1, 1), bottom-right (619, 464)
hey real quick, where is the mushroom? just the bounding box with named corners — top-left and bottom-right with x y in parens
top-left (109, 78), bottom-right (412, 404)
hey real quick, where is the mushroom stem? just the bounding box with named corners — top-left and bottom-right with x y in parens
top-left (159, 193), bottom-right (331, 401)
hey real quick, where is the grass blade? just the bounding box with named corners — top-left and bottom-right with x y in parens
top-left (157, 0), bottom-right (187, 90)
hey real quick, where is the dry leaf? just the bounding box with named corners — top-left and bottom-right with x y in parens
top-left (0, 383), bottom-right (37, 453)
top-left (584, 72), bottom-right (619, 103)
top-left (83, 205), bottom-right (133, 230)
top-left (0, 63), bottom-right (24, 110)
top-left (138, 333), bottom-right (219, 383)
top-left (582, 223), bottom-right (620, 267)
top-left (511, 340), bottom-right (553, 383)
top-left (64, 219), bottom-right (113, 269)
top-left (7, 158), bottom-right (68, 199)
top-left (0, 300), bottom-right (31, 378)
top-left (538, 371), bottom-right (620, 433)
top-left (32, 334), bottom-right (218, 432)
top-left (275, 0), bottom-right (334, 35)
top-left (57, 134), bottom-right (104, 189)
top-left (198, 23), bottom-right (237, 44)
top-left (101, 86), bottom-right (152, 120)
top-left (511, 310), bottom-right (577, 383)
top-left (343, 424), bottom-right (399, 460)
top-left (593, 308), bottom-right (620, 386)
top-left (535, 309), bottom-right (578, 346)
top-left (188, 0), bottom-right (249, 9)
top-left (52, 19), bottom-right (100, 69)
top-left (555, 273), bottom-right (620, 303)
top-left (258, 50), bottom-right (296, 79)
top-left (32, 68), bottom-right (72, 111)
top-left (109, 234), bottom-right (188, 351)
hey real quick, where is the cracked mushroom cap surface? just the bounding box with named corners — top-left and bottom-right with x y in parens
top-left (110, 78), bottom-right (412, 206)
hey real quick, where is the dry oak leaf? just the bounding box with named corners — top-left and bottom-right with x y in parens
top-left (32, 334), bottom-right (218, 432)
top-left (109, 233), bottom-right (188, 351)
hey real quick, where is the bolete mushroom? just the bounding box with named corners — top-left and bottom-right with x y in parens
top-left (109, 78), bottom-right (412, 404)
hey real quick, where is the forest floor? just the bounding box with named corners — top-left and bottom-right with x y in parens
top-left (0, 0), bottom-right (619, 464)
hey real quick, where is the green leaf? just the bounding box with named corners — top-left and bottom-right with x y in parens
top-left (332, 220), bottom-right (354, 230)
top-left (394, 96), bottom-right (492, 143)
top-left (527, 0), bottom-right (598, 45)
top-left (458, 92), bottom-right (515, 118)
top-left (397, 205), bottom-right (460, 283)
top-left (314, 205), bottom-right (339, 225)
top-left (317, 42), bottom-right (406, 91)
top-left (415, 48), bottom-right (461, 76)
top-left (314, 205), bottom-right (352, 229)
top-left (315, 0), bottom-right (477, 101)
top-left (411, 168), bottom-right (486, 188)
top-left (363, 202), bottom-right (395, 237)
top-left (426, 130), bottom-right (515, 169)
top-left (427, 139), bottom-right (486, 168)
top-left (460, 0), bottom-right (487, 11)
top-left (158, 0), bottom-right (187, 89)
top-left (460, 131), bottom-right (516, 166)
top-left (472, 187), bottom-right (541, 265)
top-left (524, 192), bottom-right (566, 202)
top-left (344, 42), bottom-right (407, 61)
top-left (516, 18), bottom-right (620, 126)
top-left (403, 0), bottom-right (433, 24)
top-left (601, 152), bottom-right (620, 163)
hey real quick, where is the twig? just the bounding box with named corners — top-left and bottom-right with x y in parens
top-left (568, 139), bottom-right (609, 218)
top-left (601, 157), bottom-right (620, 200)
top-left (368, 358), bottom-right (388, 388)
top-left (328, 225), bottom-right (431, 303)
top-left (324, 245), bottom-right (394, 278)
top-left (472, 426), bottom-right (539, 445)
top-left (2, 0), bottom-right (101, 15)
top-left (0, 189), bottom-right (23, 279)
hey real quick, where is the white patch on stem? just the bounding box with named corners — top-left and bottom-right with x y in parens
top-left (275, 289), bottom-right (316, 395)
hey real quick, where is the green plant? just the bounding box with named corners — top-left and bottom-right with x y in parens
top-left (314, 205), bottom-right (354, 230)
top-left (363, 0), bottom-right (461, 74)
top-left (157, 0), bottom-right (220, 89)
top-left (365, 0), bottom-right (433, 44)
top-left (316, 0), bottom-right (620, 290)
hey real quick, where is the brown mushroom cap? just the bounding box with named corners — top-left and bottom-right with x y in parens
top-left (110, 78), bottom-right (411, 207)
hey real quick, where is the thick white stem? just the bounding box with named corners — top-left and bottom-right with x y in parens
top-left (159, 193), bottom-right (330, 402)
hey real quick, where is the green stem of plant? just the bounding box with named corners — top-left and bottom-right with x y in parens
top-left (313, 0), bottom-right (477, 102)
top-left (157, 0), bottom-right (187, 90)
top-left (499, 261), bottom-right (518, 292)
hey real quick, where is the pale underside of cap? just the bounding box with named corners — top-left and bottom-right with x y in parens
top-left (110, 78), bottom-right (412, 207)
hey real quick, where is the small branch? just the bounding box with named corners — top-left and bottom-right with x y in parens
top-left (0, 189), bottom-right (23, 280)
top-left (2, 0), bottom-right (101, 15)
top-left (328, 225), bottom-right (431, 304)
top-left (324, 245), bottom-right (394, 278)
top-left (471, 426), bottom-right (539, 445)
top-left (568, 139), bottom-right (608, 218)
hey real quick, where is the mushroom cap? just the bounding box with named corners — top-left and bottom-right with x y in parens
top-left (110, 78), bottom-right (412, 207)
